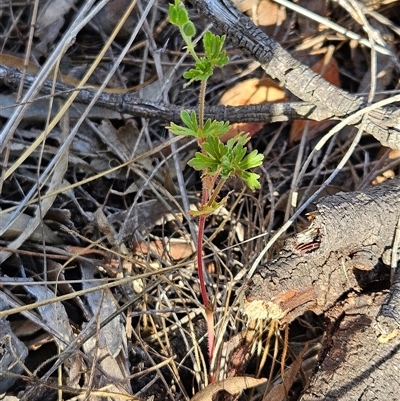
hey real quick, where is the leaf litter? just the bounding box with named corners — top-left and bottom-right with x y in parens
top-left (0, 0), bottom-right (399, 400)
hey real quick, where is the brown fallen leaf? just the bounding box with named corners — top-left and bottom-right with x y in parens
top-left (132, 238), bottom-right (194, 261)
top-left (234, 0), bottom-right (286, 36)
top-left (219, 77), bottom-right (286, 142)
top-left (191, 376), bottom-right (267, 401)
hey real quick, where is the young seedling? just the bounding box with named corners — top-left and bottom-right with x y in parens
top-left (168, 0), bottom-right (264, 379)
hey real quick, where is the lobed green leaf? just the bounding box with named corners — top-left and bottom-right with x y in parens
top-left (239, 150), bottom-right (264, 170)
top-left (240, 171), bottom-right (261, 190)
top-left (203, 135), bottom-right (228, 160)
top-left (202, 119), bottom-right (230, 137)
top-left (180, 110), bottom-right (198, 131)
top-left (168, 122), bottom-right (197, 137)
top-left (188, 152), bottom-right (220, 173)
top-left (203, 32), bottom-right (229, 68)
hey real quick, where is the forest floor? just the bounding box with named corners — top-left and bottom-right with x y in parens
top-left (0, 0), bottom-right (399, 400)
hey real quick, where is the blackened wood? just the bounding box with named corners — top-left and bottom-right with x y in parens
top-left (189, 0), bottom-right (400, 149)
top-left (300, 291), bottom-right (400, 401)
top-left (244, 179), bottom-right (400, 325)
top-left (1, 63), bottom-right (400, 149)
top-left (0, 63), bottom-right (324, 122)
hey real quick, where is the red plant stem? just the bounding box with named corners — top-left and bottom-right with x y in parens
top-left (197, 213), bottom-right (209, 309)
top-left (197, 213), bottom-right (215, 380)
top-left (197, 178), bottom-right (218, 381)
top-left (197, 174), bottom-right (219, 307)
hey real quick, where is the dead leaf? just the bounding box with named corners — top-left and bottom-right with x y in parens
top-left (234, 0), bottom-right (286, 36)
top-left (94, 208), bottom-right (117, 245)
top-left (234, 0), bottom-right (259, 11)
top-left (132, 238), bottom-right (193, 261)
top-left (108, 199), bottom-right (178, 240)
top-left (0, 305), bottom-right (28, 393)
top-left (289, 58), bottom-right (340, 143)
top-left (220, 78), bottom-right (286, 142)
top-left (191, 376), bottom-right (267, 401)
top-left (22, 284), bottom-right (74, 349)
top-left (81, 262), bottom-right (125, 357)
top-left (34, 0), bottom-right (78, 57)
top-left (220, 78), bottom-right (284, 106)
top-left (0, 211), bottom-right (63, 244)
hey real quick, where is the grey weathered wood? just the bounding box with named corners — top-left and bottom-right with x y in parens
top-left (300, 292), bottom-right (400, 401)
top-left (189, 0), bottom-right (400, 149)
top-left (243, 179), bottom-right (400, 399)
top-left (244, 179), bottom-right (400, 325)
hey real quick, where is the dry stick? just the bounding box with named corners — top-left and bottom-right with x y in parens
top-left (188, 0), bottom-right (400, 149)
top-left (0, 0), bottom-right (107, 152)
top-left (0, 66), bottom-right (320, 122)
top-left (1, 65), bottom-right (400, 149)
top-left (0, 0), bottom-right (40, 194)
top-left (0, 0), bottom-right (150, 263)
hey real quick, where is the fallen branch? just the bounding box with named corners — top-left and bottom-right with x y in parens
top-left (301, 291), bottom-right (400, 401)
top-left (1, 63), bottom-right (400, 150)
top-left (189, 0), bottom-right (400, 149)
top-left (242, 178), bottom-right (400, 398)
top-left (244, 179), bottom-right (400, 325)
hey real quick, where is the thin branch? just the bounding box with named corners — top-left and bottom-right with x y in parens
top-left (1, 64), bottom-right (400, 149)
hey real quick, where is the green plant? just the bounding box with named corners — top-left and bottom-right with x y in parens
top-left (168, 0), bottom-right (263, 380)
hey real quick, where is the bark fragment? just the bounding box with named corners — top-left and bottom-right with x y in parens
top-left (244, 179), bottom-right (400, 325)
top-left (243, 179), bottom-right (400, 399)
top-left (300, 291), bottom-right (400, 401)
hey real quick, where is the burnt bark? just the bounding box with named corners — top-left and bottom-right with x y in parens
top-left (243, 178), bottom-right (400, 399)
top-left (189, 0), bottom-right (400, 149)
top-left (1, 55), bottom-right (400, 150)
top-left (2, 0), bottom-right (400, 149)
top-left (244, 179), bottom-right (400, 325)
top-left (300, 291), bottom-right (400, 401)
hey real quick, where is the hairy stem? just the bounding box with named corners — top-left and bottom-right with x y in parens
top-left (198, 79), bottom-right (207, 130)
top-left (197, 213), bottom-right (209, 308)
top-left (197, 211), bottom-right (215, 382)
